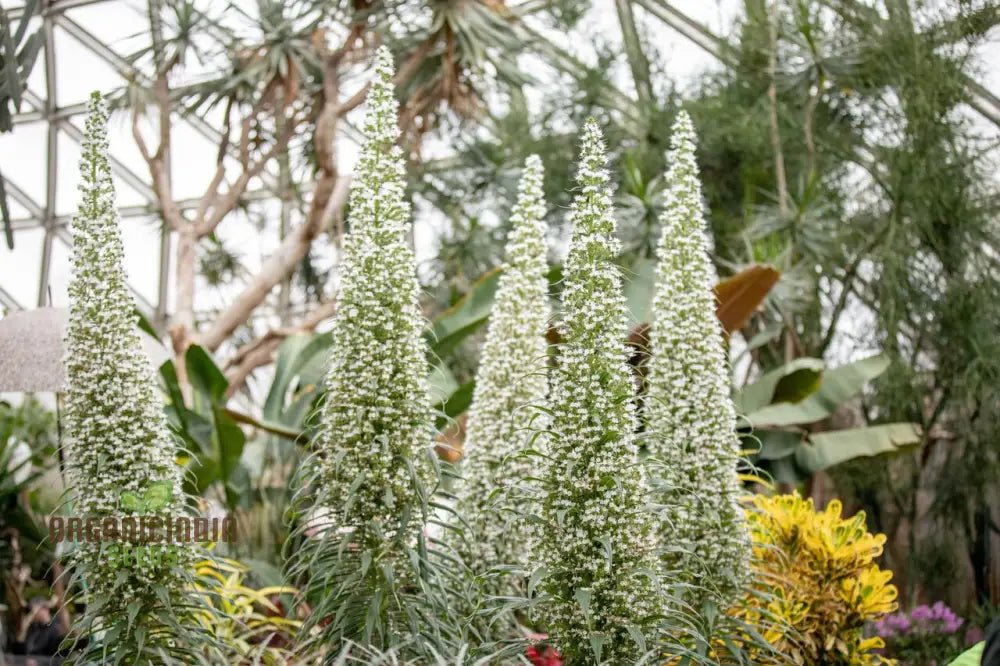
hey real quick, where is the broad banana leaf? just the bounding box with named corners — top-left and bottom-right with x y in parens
top-left (744, 354), bottom-right (891, 427)
top-left (749, 428), bottom-right (804, 460)
top-left (261, 332), bottom-right (332, 431)
top-left (714, 264), bottom-right (781, 333)
top-left (428, 361), bottom-right (475, 429)
top-left (750, 423), bottom-right (922, 483)
top-left (161, 346), bottom-right (249, 510)
top-left (624, 259), bottom-right (780, 334)
top-left (948, 643), bottom-right (983, 666)
top-left (623, 258), bottom-right (658, 325)
top-left (735, 357), bottom-right (826, 415)
top-left (425, 267), bottom-right (503, 359)
top-left (794, 423), bottom-right (922, 474)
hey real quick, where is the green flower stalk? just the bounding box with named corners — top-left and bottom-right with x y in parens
top-left (453, 155), bottom-right (550, 595)
top-left (645, 110), bottom-right (751, 610)
top-left (63, 92), bottom-right (206, 663)
top-left (288, 47), bottom-right (452, 655)
top-left (537, 119), bottom-right (664, 664)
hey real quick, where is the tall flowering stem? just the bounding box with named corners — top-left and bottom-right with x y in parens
top-left (537, 119), bottom-right (664, 663)
top-left (288, 47), bottom-right (453, 655)
top-left (453, 155), bottom-right (550, 596)
top-left (645, 110), bottom-right (751, 609)
top-left (63, 92), bottom-right (206, 662)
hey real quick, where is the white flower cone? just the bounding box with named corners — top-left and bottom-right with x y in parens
top-left (645, 110), bottom-right (751, 610)
top-left (537, 119), bottom-right (664, 663)
top-left (453, 155), bottom-right (550, 595)
top-left (312, 47), bottom-right (433, 548)
top-left (289, 47), bottom-right (449, 652)
top-left (63, 92), bottom-right (196, 655)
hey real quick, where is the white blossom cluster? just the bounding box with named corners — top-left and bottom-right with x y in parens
top-left (312, 46), bottom-right (434, 560)
top-left (645, 111), bottom-right (751, 609)
top-left (537, 119), bottom-right (664, 663)
top-left (63, 93), bottom-right (191, 607)
top-left (453, 155), bottom-right (550, 593)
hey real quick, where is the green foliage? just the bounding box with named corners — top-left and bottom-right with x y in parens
top-left (741, 355), bottom-right (922, 484)
top-left (161, 347), bottom-right (249, 511)
top-left (0, 400), bottom-right (49, 567)
top-left (948, 643), bottom-right (984, 666)
top-left (192, 558), bottom-right (302, 665)
top-left (742, 355), bottom-right (891, 427)
top-left (0, 2), bottom-right (41, 132)
top-left (426, 268), bottom-right (504, 361)
top-left (0, 1), bottom-right (42, 248)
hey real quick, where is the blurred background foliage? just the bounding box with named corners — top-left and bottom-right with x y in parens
top-left (1, 0), bottom-right (999, 643)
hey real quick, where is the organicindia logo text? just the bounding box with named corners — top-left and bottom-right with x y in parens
top-left (48, 481), bottom-right (236, 567)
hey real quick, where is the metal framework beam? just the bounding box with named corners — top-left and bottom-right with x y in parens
top-left (0, 284), bottom-right (23, 311)
top-left (7, 187), bottom-right (275, 231)
top-left (3, 0), bottom-right (281, 328)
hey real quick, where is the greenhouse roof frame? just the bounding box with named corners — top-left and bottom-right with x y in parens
top-left (2, 0), bottom-right (998, 323)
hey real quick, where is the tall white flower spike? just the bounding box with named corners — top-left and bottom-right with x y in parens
top-left (289, 47), bottom-right (450, 653)
top-left (537, 119), bottom-right (664, 663)
top-left (645, 110), bottom-right (751, 610)
top-left (453, 155), bottom-right (550, 594)
top-left (63, 91), bottom-right (197, 658)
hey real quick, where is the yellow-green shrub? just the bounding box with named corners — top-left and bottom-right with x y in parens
top-left (742, 492), bottom-right (899, 665)
top-left (191, 559), bottom-right (302, 665)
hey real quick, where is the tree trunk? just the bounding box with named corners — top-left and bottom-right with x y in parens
top-left (171, 225), bottom-right (197, 374)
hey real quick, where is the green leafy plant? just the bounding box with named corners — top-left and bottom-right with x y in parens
top-left (948, 643), bottom-right (984, 666)
top-left (161, 346), bottom-right (250, 512)
top-left (191, 558), bottom-right (302, 665)
top-left (0, 0), bottom-right (43, 249)
top-left (738, 354), bottom-right (922, 483)
top-left (741, 493), bottom-right (898, 665)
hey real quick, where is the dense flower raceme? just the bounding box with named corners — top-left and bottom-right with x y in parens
top-left (65, 93), bottom-right (193, 608)
top-left (877, 603), bottom-right (964, 638)
top-left (643, 110), bottom-right (751, 611)
top-left (65, 92), bottom-right (218, 663)
top-left (536, 119), bottom-right (665, 664)
top-left (453, 155), bottom-right (550, 596)
top-left (288, 47), bottom-right (452, 654)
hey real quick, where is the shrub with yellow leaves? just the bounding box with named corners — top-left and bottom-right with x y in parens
top-left (191, 559), bottom-right (303, 665)
top-left (742, 492), bottom-right (899, 665)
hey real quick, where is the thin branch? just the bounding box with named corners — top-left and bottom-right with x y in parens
top-left (804, 83), bottom-right (821, 183)
top-left (615, 0), bottom-right (653, 112)
top-left (767, 0), bottom-right (790, 215)
top-left (197, 45), bottom-right (352, 354)
top-left (196, 175), bottom-right (350, 353)
top-left (132, 103), bottom-right (184, 231)
top-left (223, 298), bottom-right (338, 398)
top-left (334, 39), bottom-right (435, 116)
top-left (196, 110), bottom-right (301, 237)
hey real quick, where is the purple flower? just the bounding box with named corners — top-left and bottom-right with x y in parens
top-left (944, 618), bottom-right (964, 633)
top-left (878, 603), bottom-right (965, 639)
